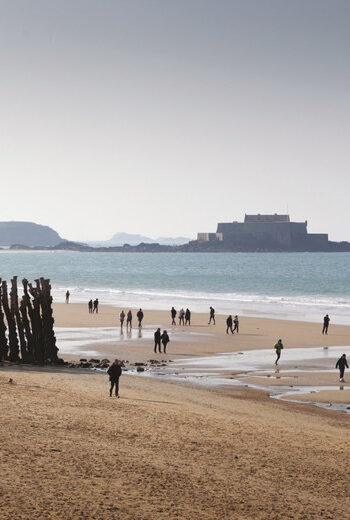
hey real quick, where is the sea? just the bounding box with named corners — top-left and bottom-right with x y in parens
top-left (0, 251), bottom-right (349, 324)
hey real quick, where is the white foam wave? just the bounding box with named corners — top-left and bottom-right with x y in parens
top-left (51, 285), bottom-right (350, 325)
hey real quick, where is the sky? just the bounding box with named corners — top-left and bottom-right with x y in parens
top-left (0, 0), bottom-right (349, 241)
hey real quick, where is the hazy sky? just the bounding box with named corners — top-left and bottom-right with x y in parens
top-left (0, 0), bottom-right (349, 241)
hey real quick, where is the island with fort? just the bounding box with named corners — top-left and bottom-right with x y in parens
top-left (2, 214), bottom-right (350, 252)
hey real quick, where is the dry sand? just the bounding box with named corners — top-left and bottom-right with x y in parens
top-left (1, 303), bottom-right (350, 519)
top-left (1, 367), bottom-right (350, 520)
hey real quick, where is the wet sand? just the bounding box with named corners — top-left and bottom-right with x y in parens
top-left (53, 302), bottom-right (350, 362)
top-left (54, 303), bottom-right (350, 405)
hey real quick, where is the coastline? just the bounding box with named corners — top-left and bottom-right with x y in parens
top-left (51, 303), bottom-right (350, 408)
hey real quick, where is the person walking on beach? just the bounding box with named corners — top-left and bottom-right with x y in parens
top-left (171, 307), bottom-right (177, 325)
top-left (322, 314), bottom-right (330, 335)
top-left (179, 308), bottom-right (185, 326)
top-left (154, 328), bottom-right (162, 353)
top-left (208, 307), bottom-right (215, 325)
top-left (185, 308), bottom-right (191, 326)
top-left (65, 290), bottom-right (70, 304)
top-left (226, 315), bottom-right (234, 334)
top-left (88, 299), bottom-right (93, 313)
top-left (233, 315), bottom-right (239, 334)
top-left (137, 308), bottom-right (144, 328)
top-left (107, 359), bottom-right (122, 398)
top-left (126, 310), bottom-right (132, 329)
top-left (161, 330), bottom-right (170, 353)
top-left (93, 298), bottom-right (99, 314)
top-left (336, 354), bottom-right (348, 382)
top-left (274, 339), bottom-right (284, 365)
top-left (119, 310), bottom-right (125, 328)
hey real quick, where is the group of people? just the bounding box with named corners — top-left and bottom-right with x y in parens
top-left (171, 307), bottom-right (191, 326)
top-left (106, 309), bottom-right (348, 399)
top-left (88, 299), bottom-right (99, 313)
top-left (119, 309), bottom-right (144, 329)
top-left (154, 328), bottom-right (170, 353)
top-left (226, 315), bottom-right (239, 334)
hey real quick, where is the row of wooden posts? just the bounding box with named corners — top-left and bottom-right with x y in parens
top-left (0, 277), bottom-right (59, 364)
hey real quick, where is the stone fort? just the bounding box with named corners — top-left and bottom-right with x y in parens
top-left (197, 214), bottom-right (330, 251)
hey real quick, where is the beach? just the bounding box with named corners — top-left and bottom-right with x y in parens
top-left (1, 303), bottom-right (350, 519)
top-left (1, 366), bottom-right (349, 520)
top-left (53, 302), bottom-right (350, 359)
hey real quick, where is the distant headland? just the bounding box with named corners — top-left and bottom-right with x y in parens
top-left (1, 215), bottom-right (350, 252)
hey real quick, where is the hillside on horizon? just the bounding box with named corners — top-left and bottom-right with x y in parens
top-left (86, 232), bottom-right (192, 247)
top-left (0, 221), bottom-right (63, 247)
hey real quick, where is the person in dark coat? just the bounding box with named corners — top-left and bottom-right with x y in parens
top-left (107, 359), bottom-right (122, 397)
top-left (93, 298), bottom-right (99, 313)
top-left (336, 354), bottom-right (348, 382)
top-left (226, 315), bottom-right (234, 334)
top-left (119, 310), bottom-right (125, 328)
top-left (65, 290), bottom-right (70, 303)
top-left (274, 339), bottom-right (284, 365)
top-left (161, 330), bottom-right (170, 353)
top-left (185, 308), bottom-right (191, 326)
top-left (208, 306), bottom-right (215, 325)
top-left (126, 310), bottom-right (132, 329)
top-left (137, 308), bottom-right (144, 328)
top-left (171, 307), bottom-right (177, 325)
top-left (233, 315), bottom-right (239, 333)
top-left (154, 328), bottom-right (162, 353)
top-left (322, 314), bottom-right (330, 334)
top-left (88, 300), bottom-right (93, 313)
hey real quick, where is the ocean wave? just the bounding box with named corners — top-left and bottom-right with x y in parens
top-left (51, 284), bottom-right (350, 324)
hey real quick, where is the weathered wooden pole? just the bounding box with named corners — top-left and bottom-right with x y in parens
top-left (0, 279), bottom-right (8, 361)
top-left (20, 279), bottom-right (35, 362)
top-left (28, 281), bottom-right (44, 363)
top-left (1, 280), bottom-right (19, 362)
top-left (39, 278), bottom-right (58, 362)
top-left (10, 276), bottom-right (27, 360)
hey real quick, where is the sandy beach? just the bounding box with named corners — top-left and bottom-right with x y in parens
top-left (53, 302), bottom-right (350, 359)
top-left (1, 303), bottom-right (350, 519)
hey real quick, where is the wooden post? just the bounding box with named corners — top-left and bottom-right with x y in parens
top-left (10, 276), bottom-right (27, 360)
top-left (1, 280), bottom-right (19, 362)
top-left (28, 281), bottom-right (44, 364)
top-left (39, 278), bottom-right (58, 362)
top-left (20, 279), bottom-right (35, 362)
top-left (0, 279), bottom-right (8, 361)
